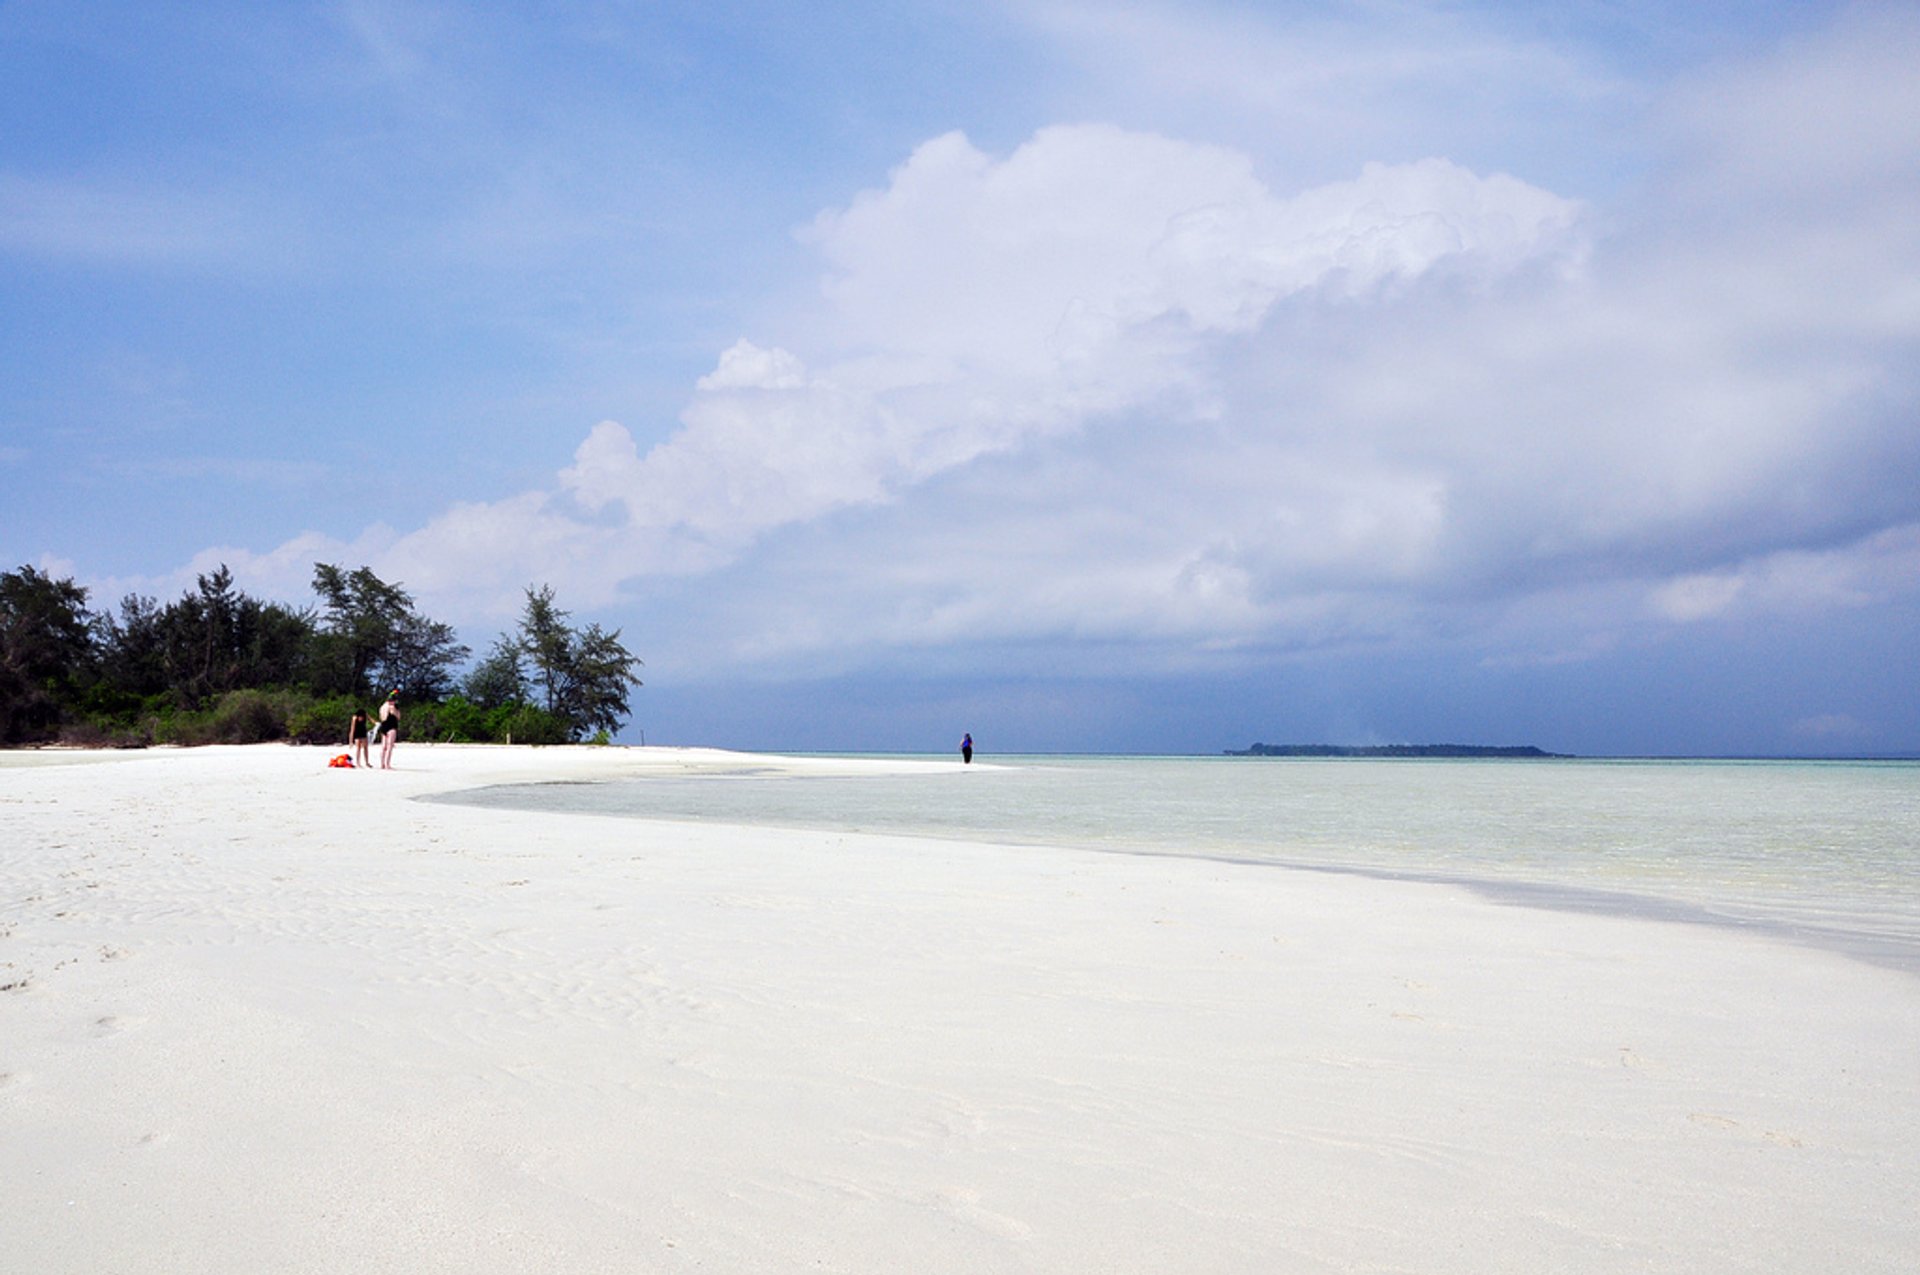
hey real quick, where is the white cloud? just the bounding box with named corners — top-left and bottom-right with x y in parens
top-left (92, 530), bottom-right (366, 614)
top-left (179, 10), bottom-right (1920, 683)
top-left (539, 126), bottom-right (1580, 582)
top-left (559, 422), bottom-right (648, 515)
top-left (696, 341), bottom-right (809, 391)
top-left (805, 126), bottom-right (1581, 359)
top-left (377, 492), bottom-right (607, 605)
top-left (1648, 524), bottom-right (1920, 625)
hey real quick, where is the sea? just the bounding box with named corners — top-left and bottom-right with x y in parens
top-left (428, 755), bottom-right (1920, 974)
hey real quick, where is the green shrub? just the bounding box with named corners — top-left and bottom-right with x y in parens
top-left (158, 707), bottom-right (210, 745)
top-left (57, 718), bottom-right (150, 748)
top-left (74, 681), bottom-right (149, 728)
top-left (8, 678), bottom-right (598, 751)
top-left (491, 703), bottom-right (571, 745)
top-left (410, 695), bottom-right (487, 743)
top-left (287, 694), bottom-right (361, 746)
top-left (207, 689), bottom-right (290, 744)
top-left (398, 697), bottom-right (572, 744)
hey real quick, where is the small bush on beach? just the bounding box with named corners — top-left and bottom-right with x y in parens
top-left (56, 719), bottom-right (149, 749)
top-left (287, 694), bottom-right (361, 746)
top-left (410, 695), bottom-right (487, 743)
top-left (205, 689), bottom-right (291, 744)
top-left (492, 703), bottom-right (572, 746)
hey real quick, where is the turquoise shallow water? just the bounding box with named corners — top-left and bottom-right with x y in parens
top-left (429, 755), bottom-right (1920, 972)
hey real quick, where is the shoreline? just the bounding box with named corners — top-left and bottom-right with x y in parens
top-left (9, 741), bottom-right (1920, 764)
top-left (427, 749), bottom-right (1920, 978)
top-left (4, 744), bottom-right (1916, 1272)
top-left (434, 788), bottom-right (1920, 978)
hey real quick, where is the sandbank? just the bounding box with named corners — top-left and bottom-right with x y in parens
top-left (2, 743), bottom-right (1915, 1272)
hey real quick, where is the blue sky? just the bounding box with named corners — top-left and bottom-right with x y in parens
top-left (4, 1), bottom-right (1917, 755)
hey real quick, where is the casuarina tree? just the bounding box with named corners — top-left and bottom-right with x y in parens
top-left (0, 565), bottom-right (95, 743)
top-left (311, 563), bottom-right (468, 701)
top-left (150, 566), bottom-right (312, 708)
top-left (514, 585), bottom-right (642, 740)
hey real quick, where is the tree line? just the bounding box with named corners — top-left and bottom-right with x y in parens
top-left (0, 562), bottom-right (641, 748)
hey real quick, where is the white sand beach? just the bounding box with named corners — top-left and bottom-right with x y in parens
top-left (2, 744), bottom-right (1915, 1273)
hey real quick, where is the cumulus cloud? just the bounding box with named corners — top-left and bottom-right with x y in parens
top-left (805, 126), bottom-right (1580, 355)
top-left (546, 126), bottom-right (1580, 585)
top-left (644, 11), bottom-right (1914, 674)
top-left (93, 530), bottom-right (367, 615)
top-left (696, 341), bottom-right (809, 391)
top-left (206, 9), bottom-right (1920, 684)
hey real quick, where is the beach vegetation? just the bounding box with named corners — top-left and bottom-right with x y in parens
top-left (497, 701), bottom-right (573, 746)
top-left (310, 564), bottom-right (470, 702)
top-left (204, 688), bottom-right (293, 745)
top-left (413, 693), bottom-right (489, 743)
top-left (513, 585), bottom-right (643, 742)
top-left (462, 637), bottom-right (530, 710)
top-left (108, 567), bottom-right (318, 711)
top-left (1, 562), bottom-right (644, 747)
top-left (53, 716), bottom-right (150, 749)
top-left (94, 594), bottom-right (169, 701)
top-left (286, 693), bottom-right (364, 746)
top-left (1, 566), bottom-right (99, 744)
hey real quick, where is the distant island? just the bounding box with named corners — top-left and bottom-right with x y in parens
top-left (1225, 743), bottom-right (1568, 758)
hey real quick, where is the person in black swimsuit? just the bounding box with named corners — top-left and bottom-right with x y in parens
top-left (348, 708), bottom-right (372, 769)
top-left (376, 691), bottom-right (401, 769)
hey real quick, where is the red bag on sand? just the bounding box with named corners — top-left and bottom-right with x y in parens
top-left (329, 754), bottom-right (354, 768)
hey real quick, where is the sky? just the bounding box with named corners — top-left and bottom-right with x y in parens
top-left (3, 0), bottom-right (1918, 756)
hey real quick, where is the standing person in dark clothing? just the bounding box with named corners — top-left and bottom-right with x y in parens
top-left (376, 691), bottom-right (402, 769)
top-left (960, 733), bottom-right (973, 764)
top-left (348, 708), bottom-right (372, 769)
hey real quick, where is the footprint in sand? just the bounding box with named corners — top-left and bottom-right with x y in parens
top-left (936, 1187), bottom-right (1033, 1241)
top-left (1688, 1112), bottom-right (1804, 1147)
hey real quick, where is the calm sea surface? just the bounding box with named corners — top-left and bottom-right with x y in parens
top-left (430, 756), bottom-right (1920, 972)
